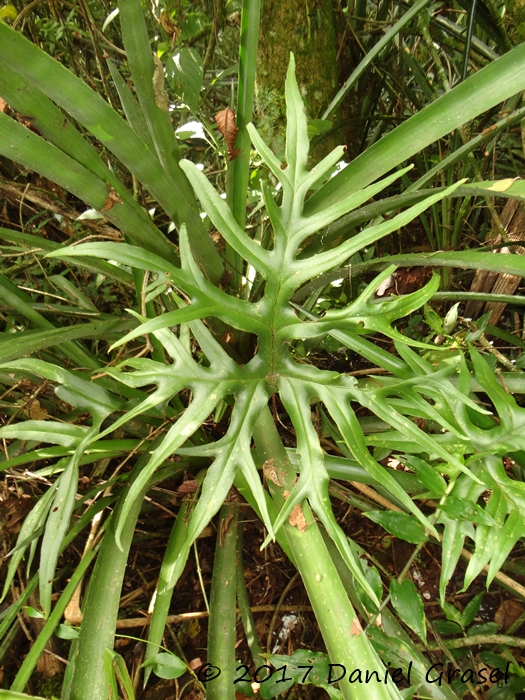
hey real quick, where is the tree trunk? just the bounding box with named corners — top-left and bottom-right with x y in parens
top-left (256, 0), bottom-right (339, 158)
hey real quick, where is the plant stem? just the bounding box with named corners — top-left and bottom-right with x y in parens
top-left (65, 439), bottom-right (176, 700)
top-left (206, 501), bottom-right (239, 700)
top-left (143, 493), bottom-right (196, 686)
top-left (236, 524), bottom-right (266, 669)
top-left (253, 405), bottom-right (403, 700)
top-left (421, 634), bottom-right (525, 651)
top-left (11, 548), bottom-right (97, 693)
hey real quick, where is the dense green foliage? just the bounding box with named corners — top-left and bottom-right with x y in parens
top-left (1, 1), bottom-right (525, 699)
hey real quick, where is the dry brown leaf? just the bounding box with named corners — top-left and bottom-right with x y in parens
top-left (0, 495), bottom-right (33, 535)
top-left (12, 110), bottom-right (40, 134)
top-left (177, 479), bottom-right (199, 493)
top-left (64, 585), bottom-right (83, 625)
top-left (28, 592), bottom-right (64, 676)
top-left (188, 657), bottom-right (202, 671)
top-left (100, 187), bottom-right (123, 212)
top-left (160, 11), bottom-right (178, 38)
top-left (0, 97), bottom-right (7, 113)
top-left (215, 107), bottom-right (242, 161)
top-left (263, 458), bottom-right (283, 487)
top-left (23, 398), bottom-right (49, 420)
top-left (494, 599), bottom-right (524, 632)
top-left (288, 504), bottom-right (307, 532)
top-left (394, 266), bottom-right (433, 295)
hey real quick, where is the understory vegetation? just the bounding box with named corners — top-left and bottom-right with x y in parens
top-left (1, 1), bottom-right (525, 699)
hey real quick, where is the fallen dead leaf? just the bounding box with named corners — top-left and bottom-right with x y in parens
top-left (288, 504), bottom-right (307, 532)
top-left (0, 495), bottom-right (33, 535)
top-left (64, 585), bottom-right (83, 625)
top-left (494, 599), bottom-right (524, 632)
top-left (100, 187), bottom-right (123, 212)
top-left (177, 479), bottom-right (199, 493)
top-left (188, 657), bottom-right (202, 671)
top-left (215, 107), bottom-right (241, 161)
top-left (394, 266), bottom-right (433, 295)
top-left (23, 398), bottom-right (49, 420)
top-left (263, 458), bottom-right (283, 487)
top-left (160, 11), bottom-right (178, 38)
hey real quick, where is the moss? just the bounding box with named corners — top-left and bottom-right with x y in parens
top-left (35, 672), bottom-right (64, 697)
top-left (257, 0), bottom-right (339, 158)
top-left (254, 84), bottom-right (286, 157)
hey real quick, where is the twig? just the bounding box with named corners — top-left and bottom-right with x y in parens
top-left (114, 604), bottom-right (314, 629)
top-left (266, 572), bottom-right (299, 653)
top-left (420, 634), bottom-right (525, 652)
top-left (194, 541), bottom-right (210, 614)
